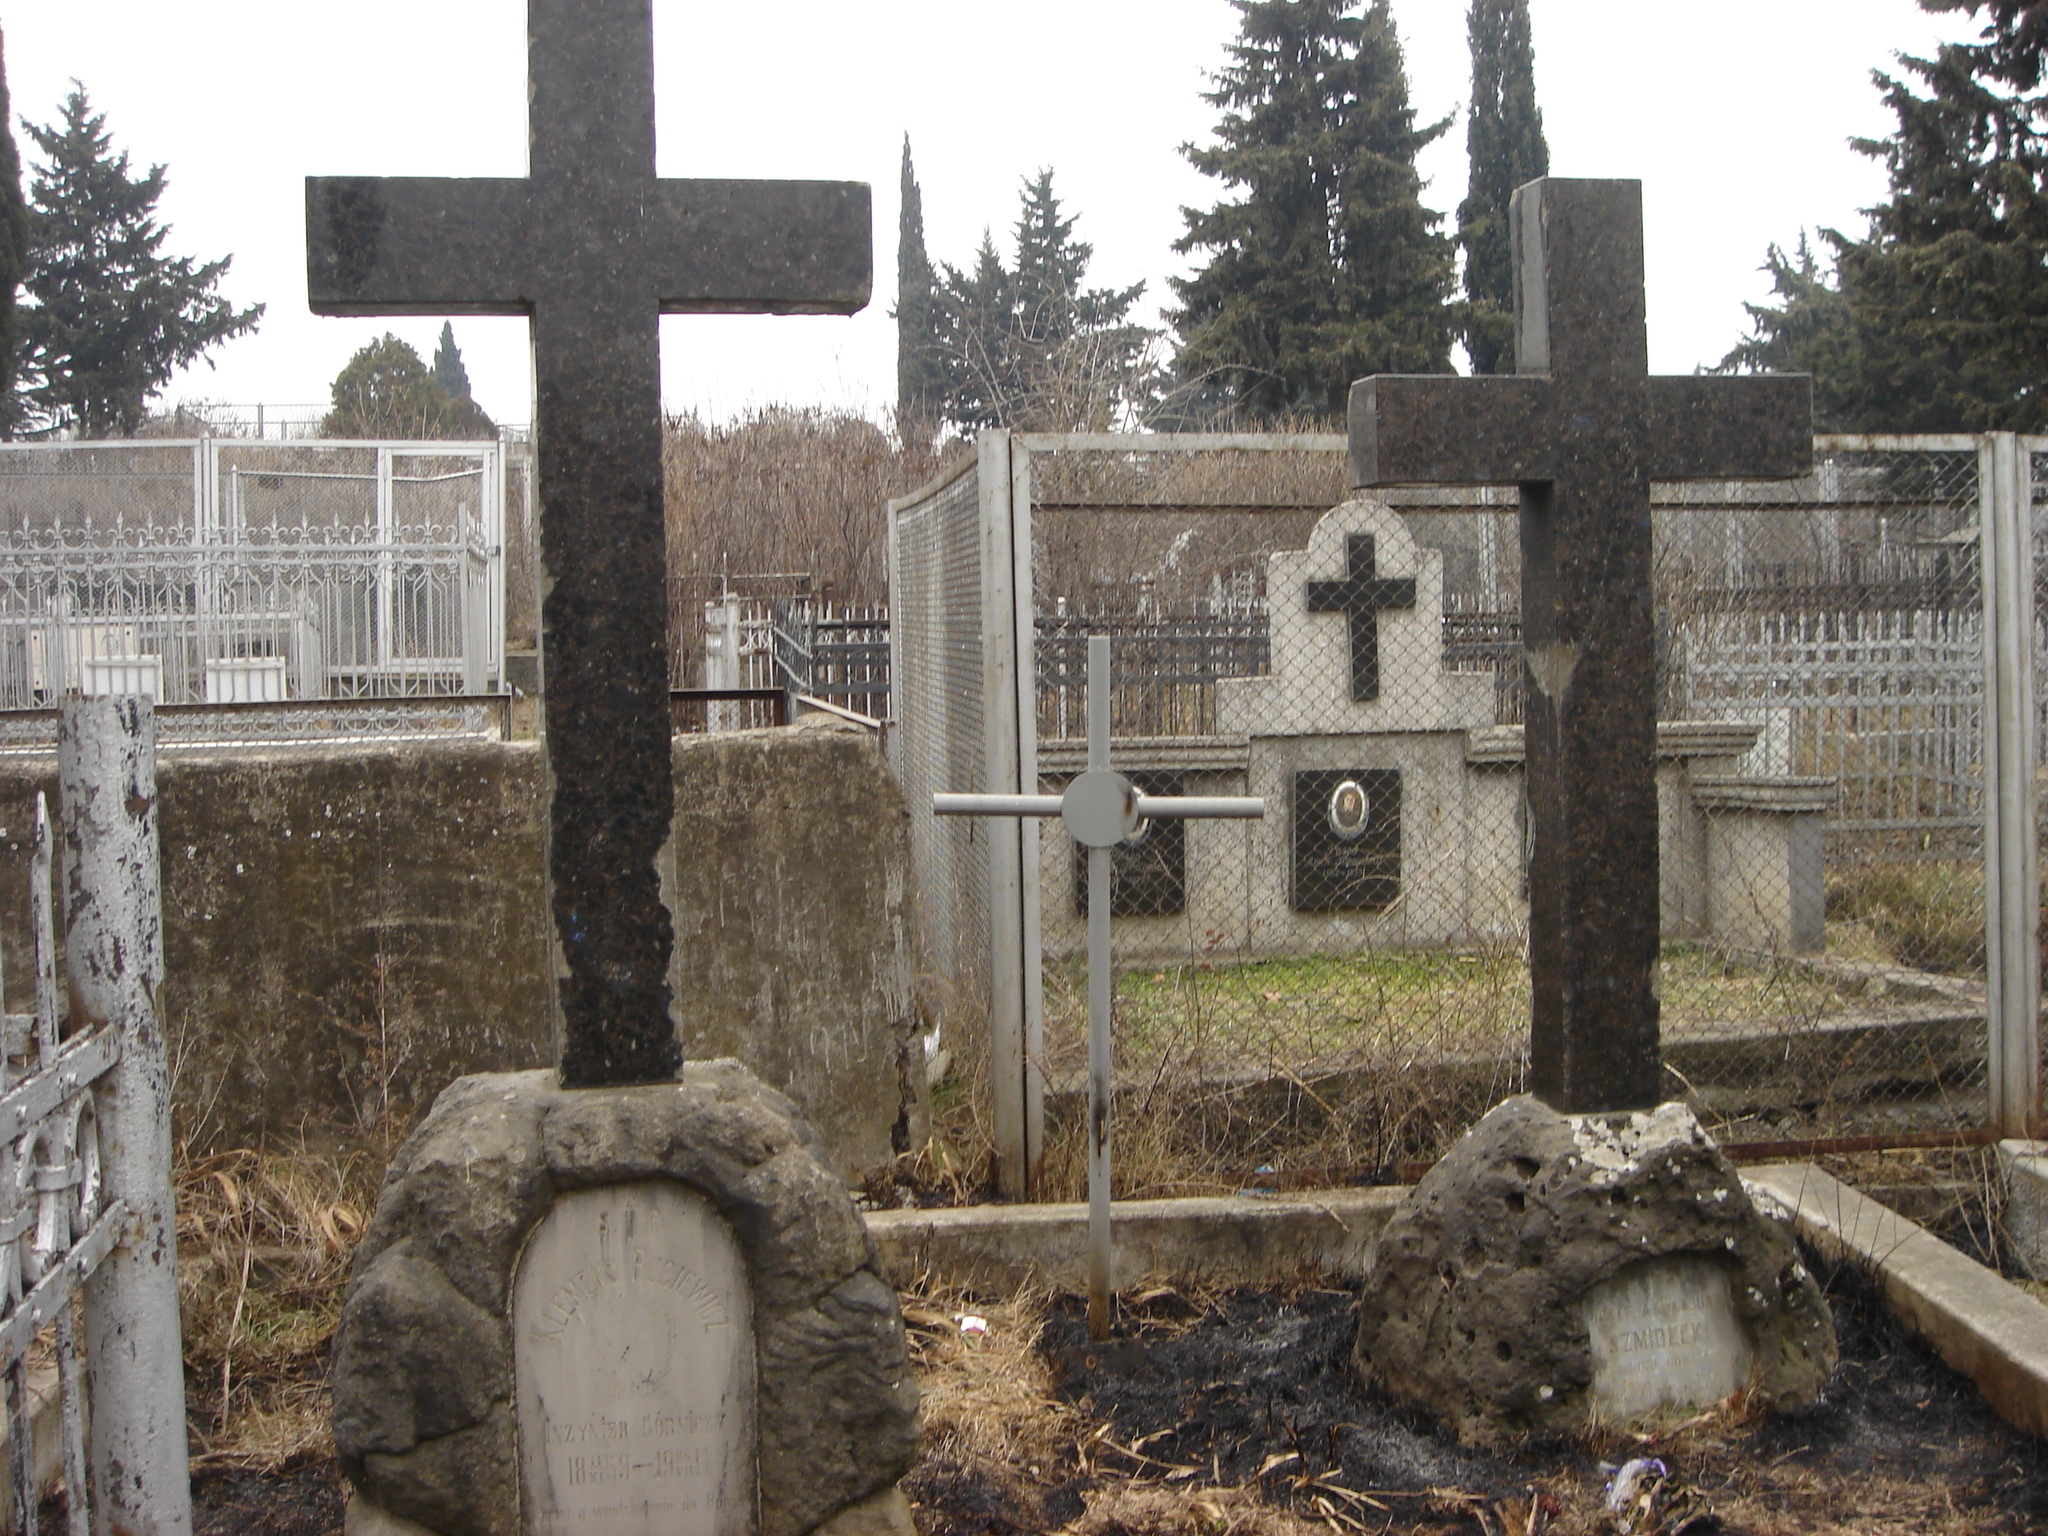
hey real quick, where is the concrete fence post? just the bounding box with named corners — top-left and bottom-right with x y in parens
top-left (1980, 432), bottom-right (2041, 1139)
top-left (60, 697), bottom-right (191, 1536)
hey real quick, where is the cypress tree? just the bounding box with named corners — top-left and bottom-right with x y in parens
top-left (0, 31), bottom-right (28, 437)
top-left (431, 320), bottom-right (472, 399)
top-left (1170, 0), bottom-right (1454, 423)
top-left (1722, 0), bottom-right (2048, 430)
top-left (1458, 0), bottom-right (1547, 375)
top-left (20, 85), bottom-right (263, 437)
top-left (893, 136), bottom-right (944, 438)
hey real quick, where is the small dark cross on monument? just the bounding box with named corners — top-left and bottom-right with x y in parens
top-left (1349, 178), bottom-right (1811, 1114)
top-left (304, 0), bottom-right (870, 1087)
top-left (1304, 532), bottom-right (1417, 701)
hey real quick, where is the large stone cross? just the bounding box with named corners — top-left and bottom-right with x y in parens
top-left (305, 0), bottom-right (870, 1087)
top-left (1350, 178), bottom-right (1810, 1113)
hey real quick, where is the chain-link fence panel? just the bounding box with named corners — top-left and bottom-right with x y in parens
top-left (889, 458), bottom-right (998, 1117)
top-left (1002, 434), bottom-right (1998, 1200)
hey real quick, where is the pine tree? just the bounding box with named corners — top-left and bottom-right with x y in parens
top-left (893, 137), bottom-right (945, 440)
top-left (933, 170), bottom-right (1152, 432)
top-left (1170, 0), bottom-right (1454, 424)
top-left (17, 85), bottom-right (263, 437)
top-left (1721, 1), bottom-right (2048, 430)
top-left (0, 32), bottom-right (30, 438)
top-left (1458, 0), bottom-right (1547, 375)
top-left (431, 320), bottom-right (472, 399)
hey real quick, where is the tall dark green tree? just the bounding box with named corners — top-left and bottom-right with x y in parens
top-left (893, 136), bottom-right (945, 439)
top-left (934, 170), bottom-right (1150, 432)
top-left (322, 333), bottom-right (495, 440)
top-left (18, 85), bottom-right (262, 437)
top-left (1458, 0), bottom-right (1547, 375)
top-left (1170, 0), bottom-right (1454, 423)
top-left (1721, 0), bottom-right (2048, 431)
top-left (0, 31), bottom-right (29, 439)
top-left (431, 320), bottom-right (472, 400)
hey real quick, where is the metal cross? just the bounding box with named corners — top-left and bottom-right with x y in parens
top-left (304, 0), bottom-right (870, 1087)
top-left (1304, 532), bottom-right (1418, 701)
top-left (936, 637), bottom-right (1264, 1338)
top-left (1349, 177), bottom-right (1812, 1113)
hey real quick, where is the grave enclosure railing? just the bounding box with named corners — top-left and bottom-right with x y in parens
top-left (888, 430), bottom-right (2046, 1201)
top-left (0, 701), bottom-right (188, 1534)
top-left (0, 439), bottom-right (513, 749)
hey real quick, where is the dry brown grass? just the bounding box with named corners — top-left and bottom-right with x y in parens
top-left (175, 1145), bottom-right (379, 1470)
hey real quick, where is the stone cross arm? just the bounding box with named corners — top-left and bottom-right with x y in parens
top-left (1349, 372), bottom-right (1811, 487)
top-left (306, 176), bottom-right (871, 317)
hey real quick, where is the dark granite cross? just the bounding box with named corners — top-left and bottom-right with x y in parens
top-left (1349, 178), bottom-right (1810, 1113)
top-left (1305, 533), bottom-right (1418, 701)
top-left (304, 0), bottom-right (870, 1087)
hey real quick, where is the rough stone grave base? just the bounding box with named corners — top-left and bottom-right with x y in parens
top-left (332, 1064), bottom-right (919, 1536)
top-left (1355, 1095), bottom-right (1837, 1444)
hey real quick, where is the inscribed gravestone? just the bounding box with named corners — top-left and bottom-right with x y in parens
top-left (514, 1183), bottom-right (754, 1536)
top-left (1581, 1256), bottom-right (1753, 1422)
top-left (1291, 767), bottom-right (1401, 913)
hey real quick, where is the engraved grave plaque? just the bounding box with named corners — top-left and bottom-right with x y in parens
top-left (515, 1182), bottom-right (756, 1536)
top-left (1074, 770), bottom-right (1187, 917)
top-left (1291, 767), bottom-right (1401, 912)
top-left (1581, 1256), bottom-right (1753, 1421)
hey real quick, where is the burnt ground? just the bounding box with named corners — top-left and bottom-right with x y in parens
top-left (906, 1249), bottom-right (2048, 1535)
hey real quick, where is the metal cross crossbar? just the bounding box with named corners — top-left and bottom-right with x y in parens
top-left (936, 637), bottom-right (1263, 1339)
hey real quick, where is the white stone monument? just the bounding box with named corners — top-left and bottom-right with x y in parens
top-left (514, 1183), bottom-right (755, 1536)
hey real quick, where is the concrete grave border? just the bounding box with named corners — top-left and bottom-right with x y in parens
top-left (331, 1064), bottom-right (920, 1536)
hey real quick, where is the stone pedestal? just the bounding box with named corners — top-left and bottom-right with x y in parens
top-left (332, 1064), bottom-right (920, 1536)
top-left (1355, 1096), bottom-right (1836, 1444)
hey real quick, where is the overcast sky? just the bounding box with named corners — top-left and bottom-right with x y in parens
top-left (3, 1), bottom-right (1969, 429)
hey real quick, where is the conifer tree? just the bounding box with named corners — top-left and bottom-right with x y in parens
top-left (18, 85), bottom-right (262, 437)
top-left (1458, 0), bottom-right (1547, 375)
top-left (934, 170), bottom-right (1151, 432)
top-left (1170, 0), bottom-right (1454, 423)
top-left (893, 137), bottom-right (945, 440)
top-left (431, 320), bottom-right (472, 400)
top-left (323, 333), bottom-right (495, 440)
top-left (0, 32), bottom-right (29, 438)
top-left (1722, 0), bottom-right (2048, 430)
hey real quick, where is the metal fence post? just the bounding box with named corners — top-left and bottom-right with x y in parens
top-left (61, 697), bottom-right (192, 1536)
top-left (1981, 432), bottom-right (2041, 1138)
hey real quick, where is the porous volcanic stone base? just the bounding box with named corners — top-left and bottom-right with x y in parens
top-left (331, 1064), bottom-right (920, 1536)
top-left (1355, 1095), bottom-right (1836, 1445)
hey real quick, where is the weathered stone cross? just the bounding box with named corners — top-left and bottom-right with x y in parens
top-left (1350, 178), bottom-right (1811, 1113)
top-left (305, 0), bottom-right (869, 1086)
top-left (1305, 532), bottom-right (1417, 701)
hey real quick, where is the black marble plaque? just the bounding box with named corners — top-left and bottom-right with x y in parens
top-left (1075, 770), bottom-right (1186, 918)
top-left (1291, 768), bottom-right (1401, 913)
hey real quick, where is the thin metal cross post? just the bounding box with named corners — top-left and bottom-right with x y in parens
top-left (936, 637), bottom-right (1264, 1339)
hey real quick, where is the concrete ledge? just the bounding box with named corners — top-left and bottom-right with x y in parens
top-left (1744, 1162), bottom-right (2048, 1439)
top-left (863, 1188), bottom-right (1404, 1294)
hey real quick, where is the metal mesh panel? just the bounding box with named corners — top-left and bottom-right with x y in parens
top-left (1659, 445), bottom-right (1987, 1141)
top-left (1008, 435), bottom-right (1995, 1199)
top-left (890, 464), bottom-right (992, 1068)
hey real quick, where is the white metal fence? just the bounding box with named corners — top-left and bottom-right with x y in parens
top-left (0, 440), bottom-right (508, 711)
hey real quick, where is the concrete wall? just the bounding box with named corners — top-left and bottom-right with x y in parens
top-left (0, 716), bottom-right (920, 1180)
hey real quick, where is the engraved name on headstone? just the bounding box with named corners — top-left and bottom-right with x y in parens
top-left (1292, 767), bottom-right (1401, 913)
top-left (513, 1183), bottom-right (755, 1536)
top-left (1581, 1256), bottom-right (1753, 1421)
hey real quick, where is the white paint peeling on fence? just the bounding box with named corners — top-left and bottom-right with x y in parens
top-left (60, 698), bottom-right (190, 1536)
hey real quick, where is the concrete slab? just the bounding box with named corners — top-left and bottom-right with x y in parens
top-left (863, 1188), bottom-right (1404, 1294)
top-left (1744, 1162), bottom-right (2048, 1440)
top-left (1998, 1139), bottom-right (2048, 1281)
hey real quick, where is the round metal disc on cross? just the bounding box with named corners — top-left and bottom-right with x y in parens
top-left (1062, 769), bottom-right (1140, 848)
